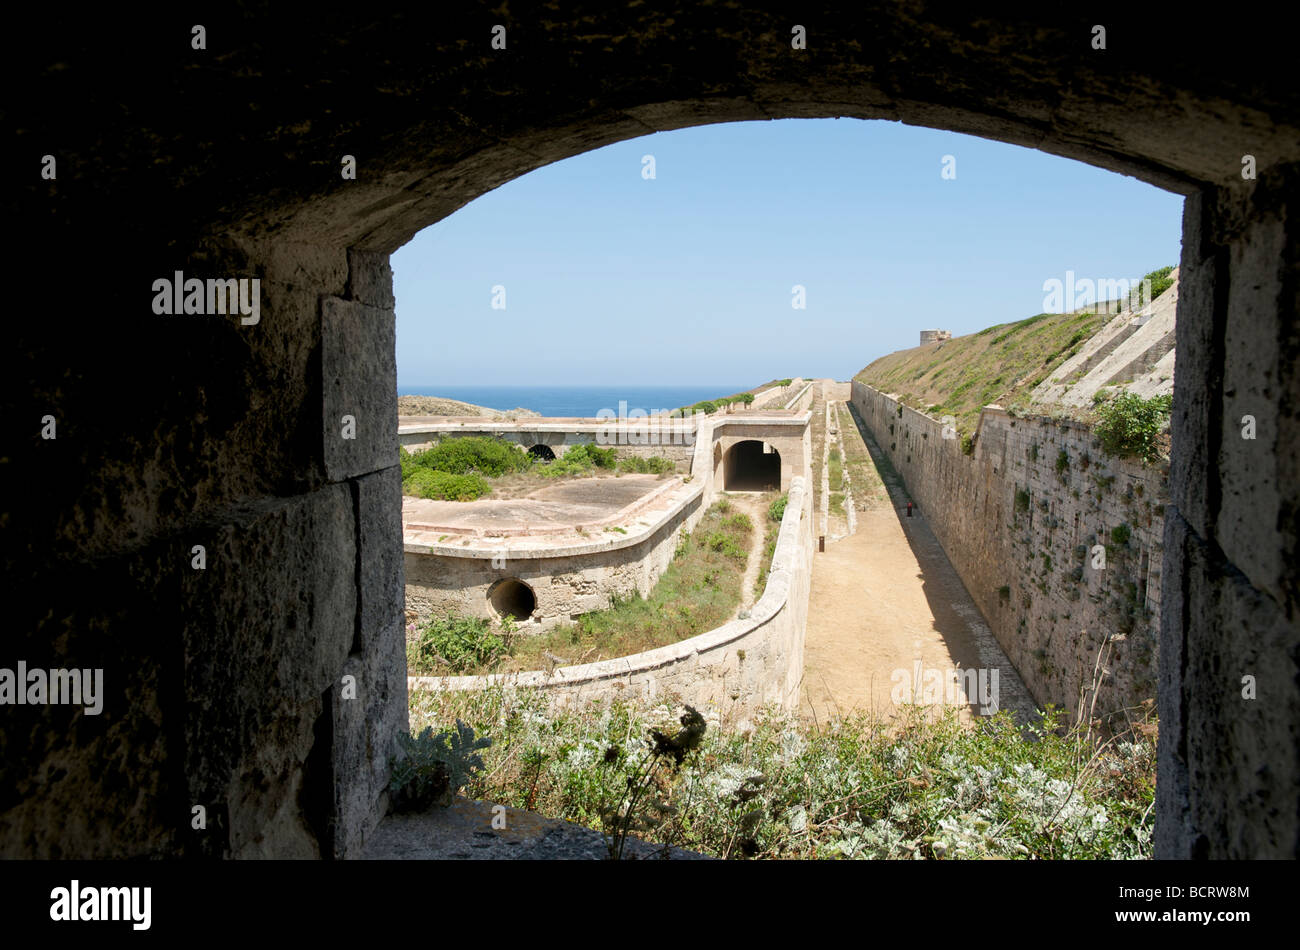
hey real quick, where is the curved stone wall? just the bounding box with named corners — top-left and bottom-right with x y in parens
top-left (410, 476), bottom-right (814, 720)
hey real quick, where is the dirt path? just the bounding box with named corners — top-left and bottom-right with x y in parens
top-left (801, 401), bottom-right (1036, 726)
top-left (725, 491), bottom-right (773, 615)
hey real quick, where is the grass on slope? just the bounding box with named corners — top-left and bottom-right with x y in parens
top-left (855, 310), bottom-right (1111, 437)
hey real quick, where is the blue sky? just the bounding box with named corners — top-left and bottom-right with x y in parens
top-left (393, 118), bottom-right (1183, 387)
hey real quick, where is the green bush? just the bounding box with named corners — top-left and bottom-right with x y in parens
top-left (768, 494), bottom-right (788, 522)
top-left (1110, 523), bottom-right (1132, 546)
top-left (1094, 393), bottom-right (1172, 463)
top-left (961, 434), bottom-right (975, 456)
top-left (412, 615), bottom-right (509, 673)
top-left (533, 443), bottom-right (618, 478)
top-left (1134, 266), bottom-right (1175, 307)
top-left (704, 531), bottom-right (746, 560)
top-left (403, 468), bottom-right (490, 501)
top-left (1015, 488), bottom-right (1031, 513)
top-left (413, 436), bottom-right (533, 477)
top-left (723, 512), bottom-right (753, 532)
top-left (569, 443), bottom-right (617, 468)
top-left (616, 455), bottom-right (675, 475)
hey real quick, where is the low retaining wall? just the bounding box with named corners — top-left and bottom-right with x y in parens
top-left (410, 476), bottom-right (814, 721)
top-left (404, 481), bottom-right (704, 632)
top-left (850, 381), bottom-right (1166, 718)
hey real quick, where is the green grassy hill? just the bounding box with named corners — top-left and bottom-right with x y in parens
top-left (854, 267), bottom-right (1175, 437)
top-left (855, 311), bottom-right (1109, 436)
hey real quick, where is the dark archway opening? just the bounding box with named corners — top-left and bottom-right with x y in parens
top-left (528, 444), bottom-right (556, 462)
top-left (488, 577), bottom-right (537, 621)
top-left (724, 440), bottom-right (781, 491)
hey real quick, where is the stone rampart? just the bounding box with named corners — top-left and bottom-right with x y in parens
top-left (850, 382), bottom-right (1166, 718)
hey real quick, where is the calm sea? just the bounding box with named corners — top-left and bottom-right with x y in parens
top-left (397, 384), bottom-right (751, 418)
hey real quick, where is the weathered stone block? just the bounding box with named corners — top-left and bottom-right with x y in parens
top-left (332, 616), bottom-right (408, 858)
top-left (358, 465), bottom-right (405, 640)
top-left (179, 485), bottom-right (356, 857)
top-left (347, 248), bottom-right (396, 310)
top-left (322, 297), bottom-right (398, 482)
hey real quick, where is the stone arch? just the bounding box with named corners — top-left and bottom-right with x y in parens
top-left (12, 8), bottom-right (1300, 860)
top-left (723, 440), bottom-right (781, 491)
top-left (527, 444), bottom-right (556, 462)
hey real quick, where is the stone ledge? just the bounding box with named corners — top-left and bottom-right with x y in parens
top-left (404, 476), bottom-right (700, 556)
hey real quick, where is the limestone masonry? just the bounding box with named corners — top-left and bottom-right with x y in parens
top-left (852, 383), bottom-right (1165, 720)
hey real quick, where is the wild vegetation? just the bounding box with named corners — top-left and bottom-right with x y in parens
top-left (407, 498), bottom-right (754, 675)
top-left (1093, 392), bottom-right (1173, 464)
top-left (752, 491), bottom-right (786, 598)
top-left (408, 686), bottom-right (1157, 859)
top-left (400, 437), bottom-right (677, 500)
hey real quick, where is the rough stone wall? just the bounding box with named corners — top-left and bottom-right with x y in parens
top-left (851, 382), bottom-right (1165, 720)
top-left (411, 476), bottom-right (814, 722)
top-left (1155, 177), bottom-right (1300, 859)
top-left (3, 242), bottom-right (406, 859)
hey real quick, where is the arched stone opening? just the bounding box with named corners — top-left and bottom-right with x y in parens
top-left (487, 577), bottom-right (537, 621)
top-left (724, 441), bottom-right (781, 491)
top-left (527, 444), bottom-right (556, 462)
top-left (11, 7), bottom-right (1299, 861)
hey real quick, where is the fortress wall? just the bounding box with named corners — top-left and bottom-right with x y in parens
top-left (410, 475), bottom-right (814, 722)
top-left (850, 382), bottom-right (1166, 719)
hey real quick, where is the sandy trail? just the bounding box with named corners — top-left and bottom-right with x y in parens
top-left (801, 403), bottom-right (1035, 725)
top-left (713, 491), bottom-right (774, 616)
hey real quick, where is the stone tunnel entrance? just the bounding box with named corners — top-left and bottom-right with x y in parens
top-left (488, 577), bottom-right (537, 621)
top-left (11, 7), bottom-right (1299, 861)
top-left (527, 444), bottom-right (556, 462)
top-left (723, 440), bottom-right (781, 491)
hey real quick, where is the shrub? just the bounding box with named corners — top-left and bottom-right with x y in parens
top-left (535, 443), bottom-right (618, 478)
top-left (961, 434), bottom-right (975, 456)
top-left (1056, 449), bottom-right (1070, 475)
top-left (1094, 393), bottom-right (1172, 463)
top-left (768, 493), bottom-right (788, 522)
top-left (617, 455), bottom-right (675, 475)
top-left (1110, 523), bottom-right (1132, 546)
top-left (412, 615), bottom-right (509, 673)
top-left (389, 721), bottom-right (492, 813)
top-left (705, 531), bottom-right (746, 559)
top-left (414, 436), bottom-right (533, 477)
top-left (724, 512), bottom-right (753, 532)
top-left (403, 468), bottom-right (490, 501)
top-left (1015, 488), bottom-right (1031, 513)
top-left (1132, 265), bottom-right (1175, 307)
